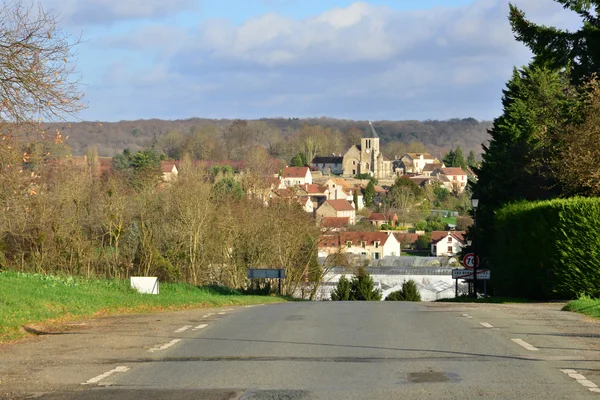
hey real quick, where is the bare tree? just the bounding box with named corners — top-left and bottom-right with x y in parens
top-left (0, 0), bottom-right (85, 126)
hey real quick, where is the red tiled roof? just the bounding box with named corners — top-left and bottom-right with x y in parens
top-left (283, 167), bottom-right (310, 178)
top-left (368, 212), bottom-right (397, 222)
top-left (322, 217), bottom-right (350, 228)
top-left (160, 161), bottom-right (177, 173)
top-left (441, 167), bottom-right (467, 176)
top-left (319, 231), bottom-right (391, 247)
top-left (301, 184), bottom-right (328, 195)
top-left (430, 231), bottom-right (466, 244)
top-left (326, 199), bottom-right (355, 212)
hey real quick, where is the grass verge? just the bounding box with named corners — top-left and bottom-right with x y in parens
top-left (0, 270), bottom-right (286, 343)
top-left (562, 296), bottom-right (600, 319)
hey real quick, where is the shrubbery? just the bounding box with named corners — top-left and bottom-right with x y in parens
top-left (385, 280), bottom-right (421, 301)
top-left (331, 267), bottom-right (381, 301)
top-left (493, 197), bottom-right (600, 299)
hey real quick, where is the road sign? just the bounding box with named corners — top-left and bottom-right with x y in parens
top-left (462, 253), bottom-right (479, 270)
top-left (452, 269), bottom-right (490, 280)
top-left (247, 269), bottom-right (286, 279)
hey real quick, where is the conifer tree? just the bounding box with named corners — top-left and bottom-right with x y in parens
top-left (349, 267), bottom-right (382, 301)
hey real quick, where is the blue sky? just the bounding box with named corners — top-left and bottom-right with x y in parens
top-left (38, 0), bottom-right (581, 122)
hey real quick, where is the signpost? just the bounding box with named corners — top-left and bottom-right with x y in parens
top-left (462, 253), bottom-right (479, 270)
top-left (452, 269), bottom-right (490, 280)
top-left (247, 269), bottom-right (286, 295)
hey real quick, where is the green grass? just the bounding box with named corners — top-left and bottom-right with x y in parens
top-left (562, 296), bottom-right (600, 319)
top-left (442, 216), bottom-right (457, 226)
top-left (436, 296), bottom-right (534, 304)
top-left (0, 270), bottom-right (286, 342)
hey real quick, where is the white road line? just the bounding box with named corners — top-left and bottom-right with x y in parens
top-left (461, 313), bottom-right (469, 317)
top-left (174, 325), bottom-right (192, 333)
top-left (218, 312), bottom-right (226, 315)
top-left (193, 324), bottom-right (208, 331)
top-left (224, 308), bottom-right (234, 311)
top-left (202, 313), bottom-right (215, 318)
top-left (81, 366), bottom-right (130, 385)
top-left (511, 338), bottom-right (539, 351)
top-left (479, 322), bottom-right (494, 328)
top-left (148, 339), bottom-right (181, 353)
top-left (561, 369), bottom-right (600, 392)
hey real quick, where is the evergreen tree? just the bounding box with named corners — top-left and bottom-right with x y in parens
top-left (443, 146), bottom-right (467, 170)
top-left (443, 149), bottom-right (456, 167)
top-left (331, 275), bottom-right (351, 301)
top-left (471, 66), bottom-right (572, 259)
top-left (467, 150), bottom-right (477, 169)
top-left (509, 1), bottom-right (600, 82)
top-left (349, 267), bottom-right (382, 301)
top-left (353, 190), bottom-right (359, 211)
top-left (364, 181), bottom-right (375, 208)
top-left (290, 152), bottom-right (307, 167)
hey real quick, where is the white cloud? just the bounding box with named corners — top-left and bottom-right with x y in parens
top-left (82, 0), bottom-right (585, 121)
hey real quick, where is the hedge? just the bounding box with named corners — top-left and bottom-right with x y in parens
top-left (493, 197), bottom-right (600, 299)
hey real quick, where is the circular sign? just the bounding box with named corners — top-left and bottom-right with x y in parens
top-left (462, 253), bottom-right (479, 270)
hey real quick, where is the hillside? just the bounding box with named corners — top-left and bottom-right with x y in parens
top-left (50, 117), bottom-right (492, 158)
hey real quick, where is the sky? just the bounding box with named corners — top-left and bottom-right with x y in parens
top-left (37, 0), bottom-right (582, 122)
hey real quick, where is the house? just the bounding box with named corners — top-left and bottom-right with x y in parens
top-left (318, 231), bottom-right (401, 260)
top-left (311, 156), bottom-right (344, 175)
top-left (321, 217), bottom-right (350, 231)
top-left (297, 183), bottom-right (329, 209)
top-left (160, 161), bottom-right (178, 182)
top-left (316, 199), bottom-right (356, 225)
top-left (299, 196), bottom-right (314, 213)
top-left (430, 231), bottom-right (466, 256)
top-left (439, 167), bottom-right (468, 193)
top-left (393, 233), bottom-right (419, 249)
top-left (324, 178), bottom-right (353, 200)
top-left (282, 166), bottom-right (312, 187)
top-left (422, 163), bottom-right (445, 177)
top-left (399, 153), bottom-right (441, 174)
top-left (368, 212), bottom-right (398, 227)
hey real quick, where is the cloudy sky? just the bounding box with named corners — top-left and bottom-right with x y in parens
top-left (38, 0), bottom-right (581, 122)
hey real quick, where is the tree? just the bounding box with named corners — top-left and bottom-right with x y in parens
top-left (443, 146), bottom-right (467, 170)
top-left (364, 181), bottom-right (375, 208)
top-left (509, 1), bottom-right (600, 82)
top-left (349, 266), bottom-right (381, 301)
top-left (467, 150), bottom-right (477, 169)
top-left (388, 176), bottom-right (424, 226)
top-left (290, 152), bottom-right (307, 167)
top-left (471, 65), bottom-right (571, 260)
top-left (385, 280), bottom-right (421, 301)
top-left (353, 190), bottom-right (359, 211)
top-left (331, 275), bottom-right (351, 301)
top-left (0, 1), bottom-right (85, 125)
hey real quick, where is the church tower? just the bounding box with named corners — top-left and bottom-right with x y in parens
top-left (360, 121), bottom-right (380, 176)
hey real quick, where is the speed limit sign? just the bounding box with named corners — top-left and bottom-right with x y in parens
top-left (462, 253), bottom-right (479, 270)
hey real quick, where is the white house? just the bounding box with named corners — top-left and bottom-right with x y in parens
top-left (318, 231), bottom-right (401, 260)
top-left (439, 167), bottom-right (468, 193)
top-left (282, 167), bottom-right (312, 187)
top-left (430, 231), bottom-right (466, 257)
top-left (399, 153), bottom-right (440, 174)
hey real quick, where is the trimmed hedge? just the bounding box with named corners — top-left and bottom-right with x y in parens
top-left (493, 197), bottom-right (600, 299)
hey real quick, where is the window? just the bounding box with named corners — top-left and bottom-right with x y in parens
top-left (353, 160), bottom-right (356, 165)
top-left (361, 241), bottom-right (367, 248)
top-left (448, 246), bottom-right (453, 253)
top-left (346, 241), bottom-right (352, 248)
top-left (447, 237), bottom-right (452, 243)
top-left (374, 241), bottom-right (380, 248)
top-left (374, 252), bottom-right (380, 260)
top-left (391, 252), bottom-right (396, 256)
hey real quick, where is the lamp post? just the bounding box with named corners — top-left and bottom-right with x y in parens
top-left (471, 197), bottom-right (479, 298)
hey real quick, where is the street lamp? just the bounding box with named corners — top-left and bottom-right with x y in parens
top-left (471, 197), bottom-right (479, 298)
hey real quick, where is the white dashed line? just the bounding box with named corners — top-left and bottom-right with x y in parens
top-left (81, 366), bottom-right (130, 385)
top-left (561, 369), bottom-right (599, 393)
top-left (461, 313), bottom-right (473, 319)
top-left (479, 322), bottom-right (494, 328)
top-left (224, 308), bottom-right (234, 311)
top-left (193, 324), bottom-right (208, 331)
top-left (174, 325), bottom-right (192, 333)
top-left (148, 339), bottom-right (181, 353)
top-left (202, 313), bottom-right (215, 318)
top-left (511, 338), bottom-right (539, 351)
top-left (218, 312), bottom-right (226, 315)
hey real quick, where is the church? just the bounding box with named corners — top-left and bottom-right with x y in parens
top-left (311, 122), bottom-right (395, 179)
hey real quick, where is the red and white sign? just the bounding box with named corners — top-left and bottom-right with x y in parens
top-left (462, 253), bottom-right (479, 270)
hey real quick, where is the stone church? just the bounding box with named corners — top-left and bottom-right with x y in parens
top-left (341, 122), bottom-right (394, 179)
top-left (311, 122), bottom-right (395, 179)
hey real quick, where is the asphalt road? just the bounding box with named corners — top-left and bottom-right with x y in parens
top-left (2, 301), bottom-right (600, 400)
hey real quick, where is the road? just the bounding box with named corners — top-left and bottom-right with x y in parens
top-left (1, 301), bottom-right (600, 399)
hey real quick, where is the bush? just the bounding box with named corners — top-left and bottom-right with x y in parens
top-left (493, 197), bottom-right (600, 299)
top-left (331, 275), bottom-right (351, 300)
top-left (385, 280), bottom-right (421, 301)
top-left (349, 267), bottom-right (382, 301)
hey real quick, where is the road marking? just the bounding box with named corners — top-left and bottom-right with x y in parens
top-left (479, 322), bottom-right (494, 328)
top-left (561, 369), bottom-right (600, 392)
top-left (174, 325), bottom-right (192, 333)
top-left (218, 312), bottom-right (226, 315)
top-left (202, 313), bottom-right (215, 318)
top-left (193, 324), bottom-right (208, 331)
top-left (224, 308), bottom-right (234, 311)
top-left (461, 313), bottom-right (473, 319)
top-left (81, 366), bottom-right (130, 385)
top-left (511, 338), bottom-right (539, 351)
top-left (148, 339), bottom-right (181, 353)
